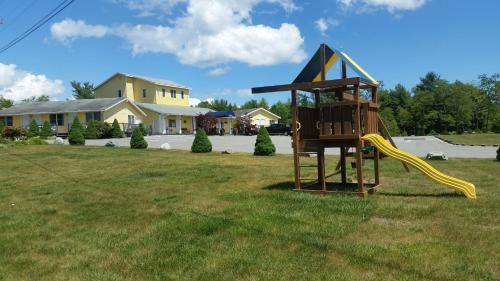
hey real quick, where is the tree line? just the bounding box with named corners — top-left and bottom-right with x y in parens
top-left (1, 73), bottom-right (498, 135)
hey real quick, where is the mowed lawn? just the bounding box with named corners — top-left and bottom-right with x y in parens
top-left (438, 133), bottom-right (500, 146)
top-left (0, 146), bottom-right (499, 281)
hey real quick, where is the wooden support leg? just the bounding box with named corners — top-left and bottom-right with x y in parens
top-left (340, 146), bottom-right (347, 184)
top-left (374, 148), bottom-right (380, 185)
top-left (318, 145), bottom-right (326, 192)
top-left (293, 140), bottom-right (301, 191)
top-left (355, 142), bottom-right (365, 196)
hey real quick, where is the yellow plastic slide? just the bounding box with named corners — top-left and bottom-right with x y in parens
top-left (361, 134), bottom-right (476, 199)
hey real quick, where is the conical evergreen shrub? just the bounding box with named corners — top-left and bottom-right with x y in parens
top-left (130, 127), bottom-right (148, 149)
top-left (138, 123), bottom-right (148, 136)
top-left (28, 119), bottom-right (39, 137)
top-left (85, 120), bottom-right (98, 139)
top-left (40, 121), bottom-right (52, 139)
top-left (191, 128), bottom-right (212, 153)
top-left (111, 119), bottom-right (124, 138)
top-left (254, 126), bottom-right (275, 156)
top-left (497, 147), bottom-right (500, 162)
top-left (68, 116), bottom-right (85, 145)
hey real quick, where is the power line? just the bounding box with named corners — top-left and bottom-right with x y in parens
top-left (0, 0), bottom-right (76, 55)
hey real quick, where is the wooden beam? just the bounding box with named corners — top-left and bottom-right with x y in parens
top-left (252, 77), bottom-right (361, 94)
top-left (291, 90), bottom-right (301, 190)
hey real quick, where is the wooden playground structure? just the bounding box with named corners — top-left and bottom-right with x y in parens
top-left (252, 43), bottom-right (407, 197)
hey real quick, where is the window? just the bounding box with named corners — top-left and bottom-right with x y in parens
top-left (3, 116), bottom-right (13, 126)
top-left (118, 90), bottom-right (122, 97)
top-left (168, 119), bottom-right (176, 128)
top-left (128, 115), bottom-right (135, 124)
top-left (85, 112), bottom-right (101, 122)
top-left (270, 120), bottom-right (277, 125)
top-left (142, 89), bottom-right (147, 98)
top-left (50, 114), bottom-right (64, 126)
top-left (170, 89), bottom-right (176, 98)
top-left (181, 91), bottom-right (184, 99)
top-left (162, 88), bottom-right (166, 97)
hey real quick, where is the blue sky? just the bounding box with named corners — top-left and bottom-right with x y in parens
top-left (0, 0), bottom-right (499, 105)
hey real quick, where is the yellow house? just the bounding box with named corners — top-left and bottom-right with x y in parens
top-left (0, 98), bottom-right (146, 135)
top-left (233, 108), bottom-right (280, 127)
top-left (95, 73), bottom-right (190, 106)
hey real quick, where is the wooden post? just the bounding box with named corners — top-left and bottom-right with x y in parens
top-left (374, 147), bottom-right (380, 185)
top-left (340, 147), bottom-right (347, 184)
top-left (354, 83), bottom-right (364, 194)
top-left (317, 44), bottom-right (326, 191)
top-left (291, 89), bottom-right (301, 190)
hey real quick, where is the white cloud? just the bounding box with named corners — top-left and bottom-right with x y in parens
top-left (0, 63), bottom-right (64, 102)
top-left (315, 17), bottom-right (340, 36)
top-left (189, 97), bottom-right (216, 107)
top-left (207, 66), bottom-right (230, 77)
top-left (51, 0), bottom-right (306, 69)
top-left (337, 0), bottom-right (427, 12)
top-left (50, 19), bottom-right (111, 43)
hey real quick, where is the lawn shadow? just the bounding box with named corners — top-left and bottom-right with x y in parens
top-left (263, 181), bottom-right (295, 191)
top-left (376, 191), bottom-right (465, 198)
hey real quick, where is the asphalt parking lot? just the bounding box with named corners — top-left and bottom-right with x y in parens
top-left (82, 135), bottom-right (497, 158)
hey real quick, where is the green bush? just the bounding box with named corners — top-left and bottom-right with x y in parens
top-left (68, 117), bottom-right (85, 145)
top-left (1, 126), bottom-right (26, 140)
top-left (497, 147), bottom-right (500, 162)
top-left (14, 137), bottom-right (48, 146)
top-left (111, 119), bottom-right (124, 138)
top-left (27, 119), bottom-right (39, 137)
top-left (130, 127), bottom-right (147, 149)
top-left (138, 123), bottom-right (148, 136)
top-left (254, 126), bottom-right (276, 156)
top-left (85, 120), bottom-right (98, 139)
top-left (191, 128), bottom-right (212, 153)
top-left (40, 121), bottom-right (52, 139)
top-left (0, 121), bottom-right (4, 134)
top-left (95, 121), bottom-right (112, 139)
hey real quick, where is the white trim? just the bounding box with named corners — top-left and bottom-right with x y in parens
top-left (103, 98), bottom-right (148, 117)
top-left (242, 108), bottom-right (281, 119)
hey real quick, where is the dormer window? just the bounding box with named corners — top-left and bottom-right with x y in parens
top-left (142, 89), bottom-right (146, 98)
top-left (118, 90), bottom-right (122, 97)
top-left (162, 88), bottom-right (166, 97)
top-left (170, 89), bottom-right (176, 98)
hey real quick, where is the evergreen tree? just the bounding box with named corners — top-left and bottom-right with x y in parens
top-left (40, 121), bottom-right (52, 139)
top-left (254, 126), bottom-right (276, 156)
top-left (496, 147), bottom-right (500, 162)
top-left (27, 119), bottom-right (40, 137)
top-left (111, 119), bottom-right (123, 138)
top-left (191, 128), bottom-right (212, 153)
top-left (138, 123), bottom-right (148, 136)
top-left (380, 108), bottom-right (400, 136)
top-left (85, 120), bottom-right (98, 139)
top-left (68, 116), bottom-right (85, 145)
top-left (130, 127), bottom-right (148, 149)
top-left (0, 120), bottom-right (5, 135)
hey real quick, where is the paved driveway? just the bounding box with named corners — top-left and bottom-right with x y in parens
top-left (83, 135), bottom-right (497, 158)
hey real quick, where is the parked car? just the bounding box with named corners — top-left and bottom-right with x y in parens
top-left (266, 123), bottom-right (292, 136)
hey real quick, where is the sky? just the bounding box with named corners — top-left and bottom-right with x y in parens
top-left (0, 0), bottom-right (499, 106)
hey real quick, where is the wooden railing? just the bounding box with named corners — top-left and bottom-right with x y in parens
top-left (297, 100), bottom-right (378, 140)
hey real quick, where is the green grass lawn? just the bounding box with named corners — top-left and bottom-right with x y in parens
top-left (0, 146), bottom-right (499, 281)
top-left (438, 133), bottom-right (500, 146)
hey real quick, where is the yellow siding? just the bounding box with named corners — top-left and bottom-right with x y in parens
top-left (132, 78), bottom-right (156, 103)
top-left (182, 116), bottom-right (193, 133)
top-left (12, 115), bottom-right (21, 127)
top-left (95, 75), bottom-right (128, 99)
top-left (103, 100), bottom-right (145, 124)
top-left (249, 110), bottom-right (279, 126)
top-left (155, 86), bottom-right (189, 106)
top-left (141, 108), bottom-right (159, 128)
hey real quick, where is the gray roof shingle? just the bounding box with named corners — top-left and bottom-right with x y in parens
top-left (0, 98), bottom-right (125, 116)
